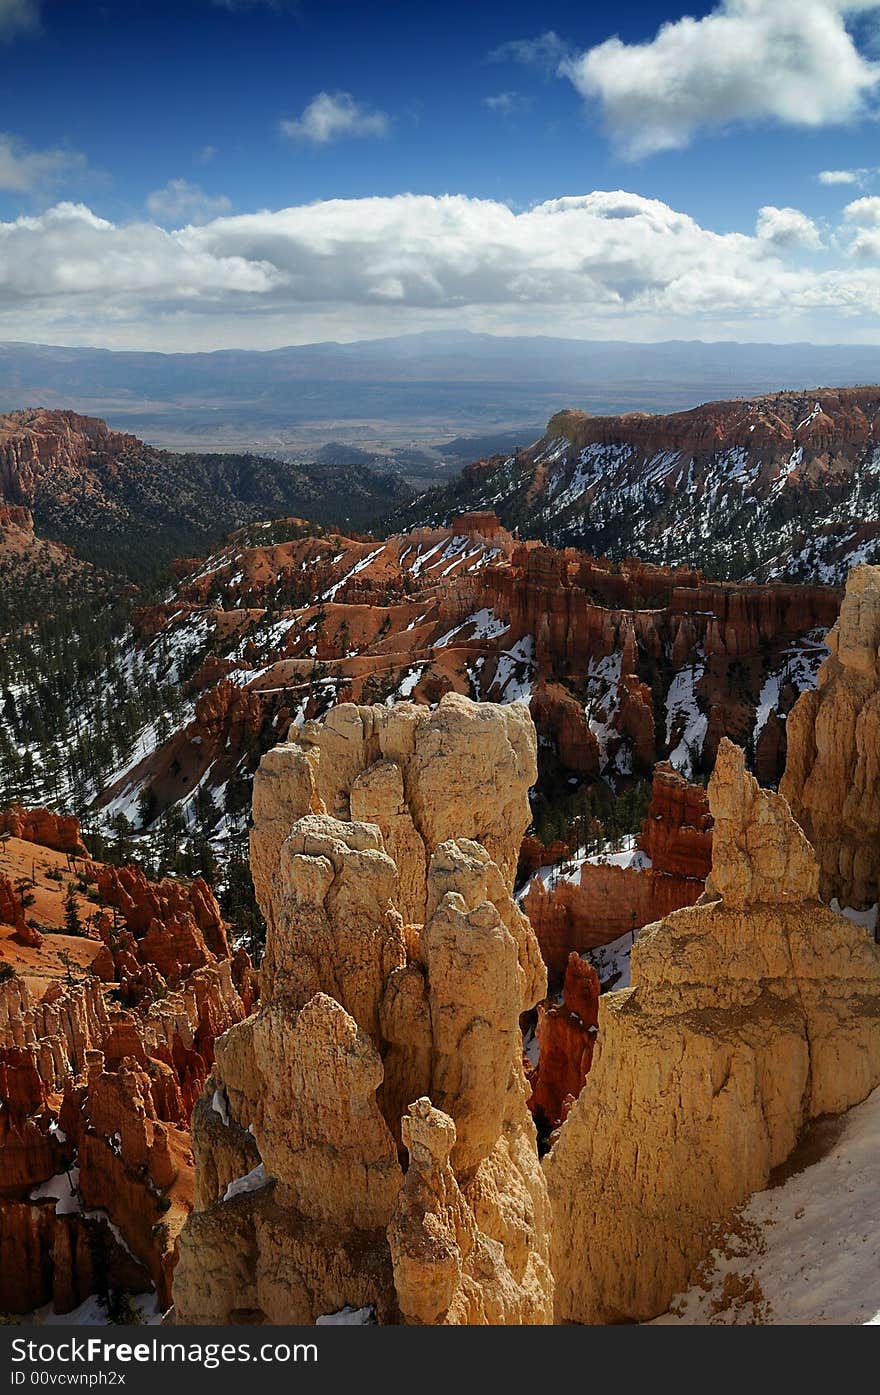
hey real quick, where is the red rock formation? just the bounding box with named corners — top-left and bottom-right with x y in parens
top-left (0, 805), bottom-right (87, 856)
top-left (94, 865), bottom-right (229, 987)
top-left (0, 1202), bottom-right (149, 1315)
top-left (545, 387), bottom-right (880, 466)
top-left (518, 835), bottom-right (573, 882)
top-left (637, 762), bottom-right (713, 877)
top-left (0, 874), bottom-right (27, 934)
top-left (529, 681), bottom-right (599, 776)
top-left (0, 844), bottom-right (252, 1315)
top-left (0, 409), bottom-right (138, 506)
top-left (449, 510), bottom-right (511, 541)
top-left (527, 953), bottom-right (600, 1134)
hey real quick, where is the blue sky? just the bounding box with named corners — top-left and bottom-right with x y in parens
top-left (3, 0), bottom-right (880, 348)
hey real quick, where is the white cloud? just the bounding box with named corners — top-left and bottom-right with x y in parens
top-left (0, 133), bottom-right (88, 193)
top-left (818, 167), bottom-right (870, 184)
top-left (280, 92), bottom-right (390, 145)
top-left (563, 1), bottom-right (880, 157)
top-left (843, 194), bottom-right (880, 256)
top-left (756, 205), bottom-right (823, 249)
top-left (146, 179), bottom-right (232, 226)
top-left (0, 201), bottom-right (281, 300)
top-left (490, 30), bottom-right (572, 73)
top-left (3, 188), bottom-right (880, 348)
top-left (0, 0), bottom-right (40, 41)
top-left (843, 194), bottom-right (880, 222)
top-left (484, 92), bottom-right (519, 114)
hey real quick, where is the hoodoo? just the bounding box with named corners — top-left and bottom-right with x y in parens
top-left (782, 564), bottom-right (880, 912)
top-left (545, 738), bottom-right (880, 1324)
top-left (173, 695), bottom-right (553, 1326)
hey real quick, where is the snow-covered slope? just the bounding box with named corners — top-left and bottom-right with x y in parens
top-left (655, 1085), bottom-right (880, 1325)
top-left (397, 386), bottom-right (880, 583)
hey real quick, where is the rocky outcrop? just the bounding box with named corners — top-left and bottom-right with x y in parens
top-left (174, 695), bottom-right (552, 1326)
top-left (0, 805), bottom-right (87, 856)
top-left (252, 694), bottom-right (538, 935)
top-left (0, 975), bottom-right (110, 1092)
top-left (0, 1203), bottom-right (149, 1316)
top-left (95, 865), bottom-right (229, 991)
top-left (545, 739), bottom-right (880, 1324)
top-left (524, 763), bottom-right (711, 986)
top-left (58, 1050), bottom-right (187, 1306)
top-left (638, 762), bottom-right (713, 876)
top-left (781, 564), bottom-right (880, 911)
top-left (0, 875), bottom-right (27, 935)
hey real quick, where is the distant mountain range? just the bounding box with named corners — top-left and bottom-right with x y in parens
top-left (2, 332), bottom-right (879, 467)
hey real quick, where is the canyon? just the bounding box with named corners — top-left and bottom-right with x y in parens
top-left (4, 558), bottom-right (880, 1322)
top-left (4, 390), bottom-right (880, 1327)
top-left (59, 509), bottom-right (837, 865)
top-left (0, 408), bottom-right (409, 578)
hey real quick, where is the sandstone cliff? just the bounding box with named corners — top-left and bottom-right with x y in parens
top-left (0, 806), bottom-right (87, 857)
top-left (545, 739), bottom-right (880, 1324)
top-left (781, 564), bottom-right (880, 911)
top-left (174, 695), bottom-right (553, 1326)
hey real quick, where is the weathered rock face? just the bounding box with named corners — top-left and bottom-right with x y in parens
top-left (174, 696), bottom-right (553, 1326)
top-left (546, 738), bottom-right (880, 1324)
top-left (252, 693), bottom-right (538, 934)
top-left (524, 763), bottom-right (712, 987)
top-left (0, 1203), bottom-right (149, 1316)
top-left (438, 387), bottom-right (880, 582)
top-left (781, 564), bottom-right (880, 910)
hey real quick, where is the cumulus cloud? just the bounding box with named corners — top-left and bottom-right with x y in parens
top-left (0, 133), bottom-right (88, 193)
top-left (2, 188), bottom-right (880, 346)
top-left (756, 205), bottom-right (823, 249)
top-left (146, 179), bottom-right (232, 226)
top-left (843, 194), bottom-right (880, 222)
top-left (0, 202), bottom-right (281, 300)
top-left (563, 1), bottom-right (880, 157)
top-left (842, 193), bottom-right (880, 256)
top-left (280, 92), bottom-right (390, 145)
top-left (0, 0), bottom-right (40, 40)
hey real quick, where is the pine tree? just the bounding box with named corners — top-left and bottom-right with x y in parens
top-left (63, 884), bottom-right (83, 937)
